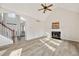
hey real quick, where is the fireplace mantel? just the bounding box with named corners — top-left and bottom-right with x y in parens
top-left (51, 29), bottom-right (61, 32)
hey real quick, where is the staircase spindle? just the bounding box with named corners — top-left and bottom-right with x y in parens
top-left (0, 21), bottom-right (15, 43)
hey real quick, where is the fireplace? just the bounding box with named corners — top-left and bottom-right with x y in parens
top-left (51, 31), bottom-right (61, 39)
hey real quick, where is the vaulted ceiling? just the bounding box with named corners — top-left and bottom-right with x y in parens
top-left (55, 3), bottom-right (79, 13)
top-left (0, 3), bottom-right (79, 21)
top-left (0, 3), bottom-right (79, 13)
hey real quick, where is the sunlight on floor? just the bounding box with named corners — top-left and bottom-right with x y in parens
top-left (40, 39), bottom-right (56, 52)
top-left (45, 38), bottom-right (61, 46)
top-left (9, 48), bottom-right (22, 56)
top-left (50, 38), bottom-right (63, 43)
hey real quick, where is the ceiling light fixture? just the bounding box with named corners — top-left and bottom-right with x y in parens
top-left (38, 3), bottom-right (53, 13)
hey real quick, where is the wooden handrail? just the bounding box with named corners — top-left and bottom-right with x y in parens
top-left (0, 22), bottom-right (13, 31)
top-left (0, 22), bottom-right (15, 43)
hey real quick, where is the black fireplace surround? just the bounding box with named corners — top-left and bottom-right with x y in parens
top-left (51, 31), bottom-right (61, 39)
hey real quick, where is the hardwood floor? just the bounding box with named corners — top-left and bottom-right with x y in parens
top-left (0, 37), bottom-right (79, 56)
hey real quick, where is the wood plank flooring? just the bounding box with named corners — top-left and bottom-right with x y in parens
top-left (0, 37), bottom-right (79, 56)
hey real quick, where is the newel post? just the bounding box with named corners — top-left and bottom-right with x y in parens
top-left (12, 30), bottom-right (15, 43)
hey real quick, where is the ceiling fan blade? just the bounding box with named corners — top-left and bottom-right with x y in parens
top-left (44, 3), bottom-right (46, 6)
top-left (47, 4), bottom-right (53, 7)
top-left (41, 4), bottom-right (45, 7)
top-left (43, 9), bottom-right (46, 13)
top-left (47, 9), bottom-right (52, 11)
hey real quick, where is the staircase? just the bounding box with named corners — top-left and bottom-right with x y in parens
top-left (0, 22), bottom-right (15, 46)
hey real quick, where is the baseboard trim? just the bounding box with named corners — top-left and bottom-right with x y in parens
top-left (28, 36), bottom-right (47, 40)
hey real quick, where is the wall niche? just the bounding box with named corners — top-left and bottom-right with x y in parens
top-left (52, 20), bottom-right (60, 29)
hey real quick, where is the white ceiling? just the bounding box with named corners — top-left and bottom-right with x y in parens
top-left (0, 3), bottom-right (79, 13)
top-left (0, 3), bottom-right (79, 21)
top-left (55, 3), bottom-right (79, 13)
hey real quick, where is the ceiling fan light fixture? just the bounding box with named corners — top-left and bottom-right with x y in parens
top-left (38, 3), bottom-right (53, 13)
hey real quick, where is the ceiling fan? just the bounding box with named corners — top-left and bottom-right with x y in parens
top-left (38, 3), bottom-right (53, 13)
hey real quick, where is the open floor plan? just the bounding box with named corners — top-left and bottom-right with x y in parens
top-left (0, 3), bottom-right (79, 56)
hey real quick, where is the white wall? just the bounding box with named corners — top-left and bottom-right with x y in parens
top-left (16, 5), bottom-right (79, 41)
top-left (25, 16), bottom-right (45, 40)
top-left (44, 7), bottom-right (79, 42)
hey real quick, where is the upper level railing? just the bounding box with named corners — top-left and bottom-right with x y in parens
top-left (0, 21), bottom-right (15, 43)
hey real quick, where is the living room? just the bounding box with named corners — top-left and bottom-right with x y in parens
top-left (0, 3), bottom-right (79, 56)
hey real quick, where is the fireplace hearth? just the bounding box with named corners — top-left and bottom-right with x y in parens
top-left (51, 31), bottom-right (61, 39)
